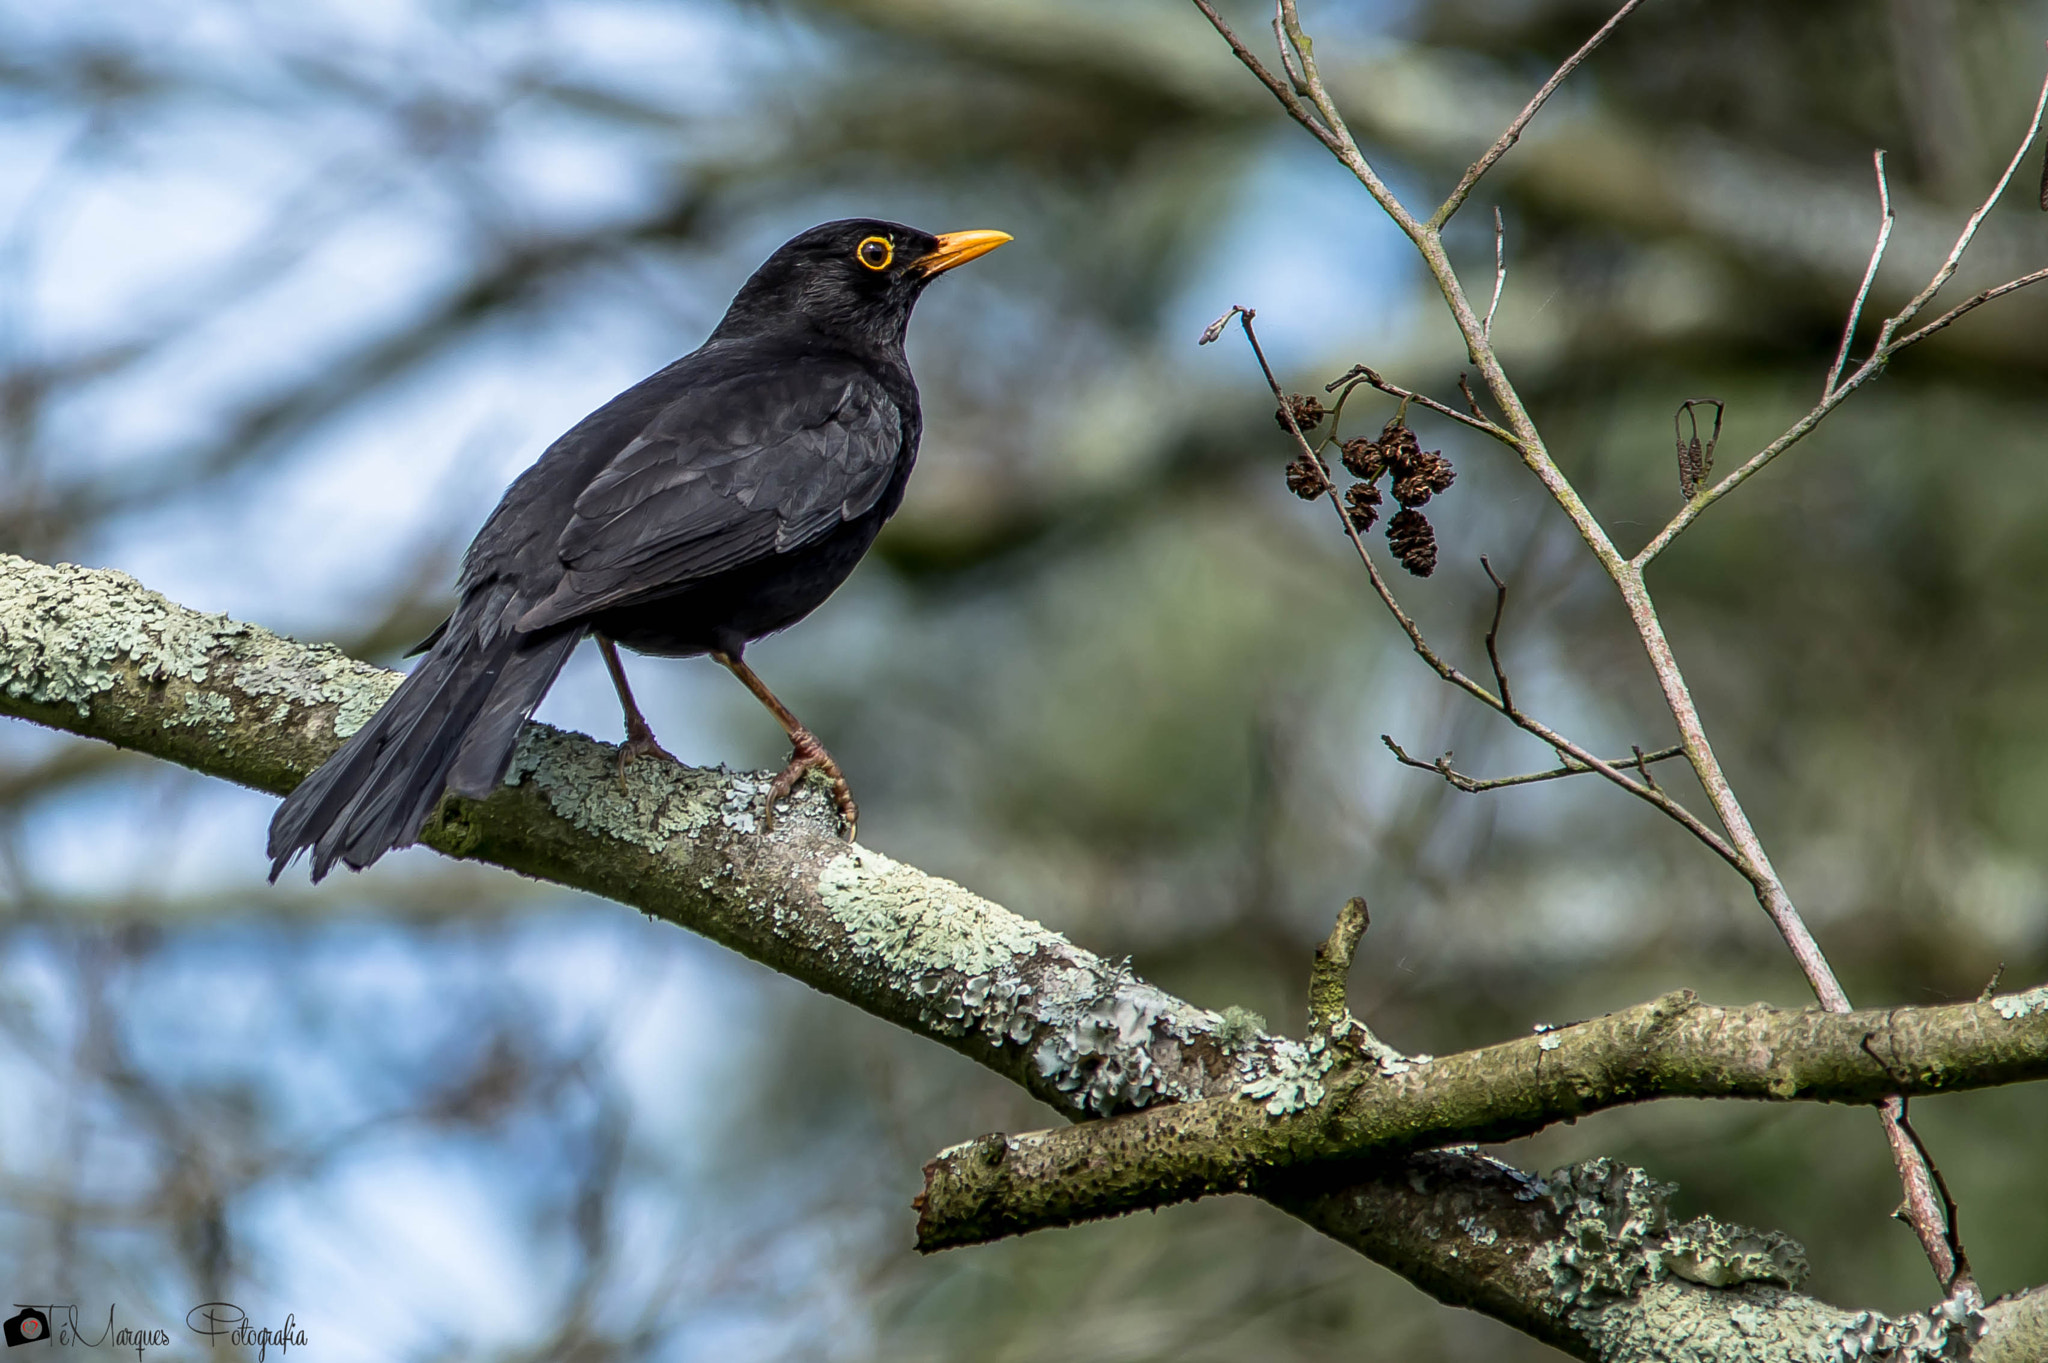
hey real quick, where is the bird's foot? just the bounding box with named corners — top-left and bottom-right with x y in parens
top-left (764, 727), bottom-right (858, 839)
top-left (615, 717), bottom-right (677, 785)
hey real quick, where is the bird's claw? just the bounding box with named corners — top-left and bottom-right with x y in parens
top-left (614, 720), bottom-right (677, 786)
top-left (762, 727), bottom-right (858, 839)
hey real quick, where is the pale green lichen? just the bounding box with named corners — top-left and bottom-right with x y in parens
top-left (224, 638), bottom-right (397, 738)
top-left (1992, 984), bottom-right (2048, 1021)
top-left (173, 691), bottom-right (236, 728)
top-left (1662, 1216), bottom-right (1808, 1289)
top-left (818, 848), bottom-right (1060, 978)
top-left (815, 850), bottom-right (1224, 1113)
top-left (506, 725), bottom-right (721, 854)
top-left (1546, 1158), bottom-right (1810, 1307)
top-left (1830, 1298), bottom-right (1986, 1362)
top-left (0, 555), bottom-right (403, 747)
top-left (0, 555), bottom-right (235, 714)
top-left (1243, 1033), bottom-right (1336, 1115)
top-left (1544, 1160), bottom-right (1987, 1362)
top-left (1212, 1005), bottom-right (1267, 1053)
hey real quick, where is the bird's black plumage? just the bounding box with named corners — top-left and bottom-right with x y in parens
top-left (268, 218), bottom-right (1008, 881)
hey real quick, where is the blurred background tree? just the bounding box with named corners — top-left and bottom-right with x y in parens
top-left (2, 0), bottom-right (2046, 1357)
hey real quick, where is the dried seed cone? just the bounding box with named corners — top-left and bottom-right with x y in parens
top-left (1415, 448), bottom-right (1456, 493)
top-left (1386, 507), bottom-right (1437, 577)
top-left (1678, 435), bottom-right (1705, 498)
top-left (1344, 481), bottom-right (1381, 531)
top-left (1339, 437), bottom-right (1384, 480)
top-left (1285, 456), bottom-right (1331, 500)
top-left (1379, 417), bottom-right (1421, 466)
top-left (1276, 394), bottom-right (1326, 433)
top-left (1392, 473), bottom-right (1434, 508)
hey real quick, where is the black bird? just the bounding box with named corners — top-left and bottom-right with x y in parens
top-left (268, 219), bottom-right (1010, 881)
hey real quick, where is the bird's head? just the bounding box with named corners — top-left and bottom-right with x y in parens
top-left (711, 218), bottom-right (1011, 353)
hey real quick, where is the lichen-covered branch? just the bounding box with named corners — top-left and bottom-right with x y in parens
top-left (7, 550), bottom-right (2047, 1363)
top-left (0, 552), bottom-right (1259, 1119)
top-left (915, 986), bottom-right (2048, 1251)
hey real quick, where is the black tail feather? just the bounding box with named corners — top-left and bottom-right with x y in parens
top-left (268, 623), bottom-right (582, 881)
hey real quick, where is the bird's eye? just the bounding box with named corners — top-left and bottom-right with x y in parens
top-left (856, 236), bottom-right (893, 271)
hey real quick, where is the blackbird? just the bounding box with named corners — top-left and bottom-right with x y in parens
top-left (268, 218), bottom-right (1010, 881)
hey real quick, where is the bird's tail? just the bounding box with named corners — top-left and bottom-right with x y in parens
top-left (267, 621), bottom-right (582, 882)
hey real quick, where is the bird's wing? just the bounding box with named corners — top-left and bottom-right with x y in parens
top-left (515, 360), bottom-right (900, 630)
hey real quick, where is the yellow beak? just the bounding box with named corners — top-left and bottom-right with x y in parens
top-left (912, 229), bottom-right (1012, 277)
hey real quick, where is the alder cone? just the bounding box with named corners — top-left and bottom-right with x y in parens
top-left (1392, 473), bottom-right (1435, 508)
top-left (1345, 481), bottom-right (1381, 530)
top-left (1387, 507), bottom-right (1437, 577)
top-left (1285, 456), bottom-right (1331, 500)
top-left (1276, 394), bottom-right (1326, 433)
top-left (1340, 436), bottom-right (1384, 479)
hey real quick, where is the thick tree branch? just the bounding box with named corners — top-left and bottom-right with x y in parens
top-left (916, 986), bottom-right (2048, 1251)
top-left (5, 550), bottom-right (2044, 1362)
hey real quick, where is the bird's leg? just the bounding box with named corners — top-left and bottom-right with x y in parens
top-left (712, 650), bottom-right (857, 839)
top-left (596, 634), bottom-right (676, 779)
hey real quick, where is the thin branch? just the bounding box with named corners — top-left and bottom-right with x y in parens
top-left (1236, 316), bottom-right (1741, 869)
top-left (1430, 0), bottom-right (1651, 229)
top-left (1189, 0), bottom-right (1337, 152)
top-left (1328, 365), bottom-right (1517, 444)
top-left (1480, 555), bottom-right (1515, 712)
top-left (1383, 735), bottom-right (1685, 794)
top-left (1483, 206), bottom-right (1507, 341)
top-left (1879, 53), bottom-right (2048, 343)
top-left (1458, 373), bottom-right (1488, 422)
top-left (1637, 59), bottom-right (2048, 569)
top-left (1891, 265), bottom-right (2048, 349)
top-left (1825, 150), bottom-right (1895, 400)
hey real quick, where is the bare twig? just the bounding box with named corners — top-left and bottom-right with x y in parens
top-left (1270, 0), bottom-right (1311, 97)
top-left (1190, 0), bottom-right (1341, 156)
top-left (1382, 735), bottom-right (1685, 794)
top-left (1482, 206), bottom-right (1507, 341)
top-left (1479, 555), bottom-right (1515, 712)
top-left (1430, 0), bottom-right (1651, 229)
top-left (1881, 55), bottom-right (2048, 344)
top-left (1327, 365), bottom-right (1516, 444)
top-left (1825, 150), bottom-right (1895, 400)
top-left (1636, 61), bottom-right (2048, 567)
top-left (1197, 8), bottom-right (2045, 1294)
top-left (1891, 265), bottom-right (2048, 349)
top-left (1458, 373), bottom-right (1487, 422)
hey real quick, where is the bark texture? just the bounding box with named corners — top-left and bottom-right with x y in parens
top-left (2, 551), bottom-right (2041, 1363)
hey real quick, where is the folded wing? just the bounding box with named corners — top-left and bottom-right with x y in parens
top-left (516, 359), bottom-right (900, 631)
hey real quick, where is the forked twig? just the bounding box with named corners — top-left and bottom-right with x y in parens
top-left (1640, 56), bottom-right (2048, 567)
top-left (1383, 735), bottom-right (1686, 794)
top-left (1825, 150), bottom-right (1895, 400)
top-left (1327, 365), bottom-right (1515, 444)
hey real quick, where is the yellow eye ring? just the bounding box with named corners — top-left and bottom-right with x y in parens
top-left (856, 236), bottom-right (893, 271)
